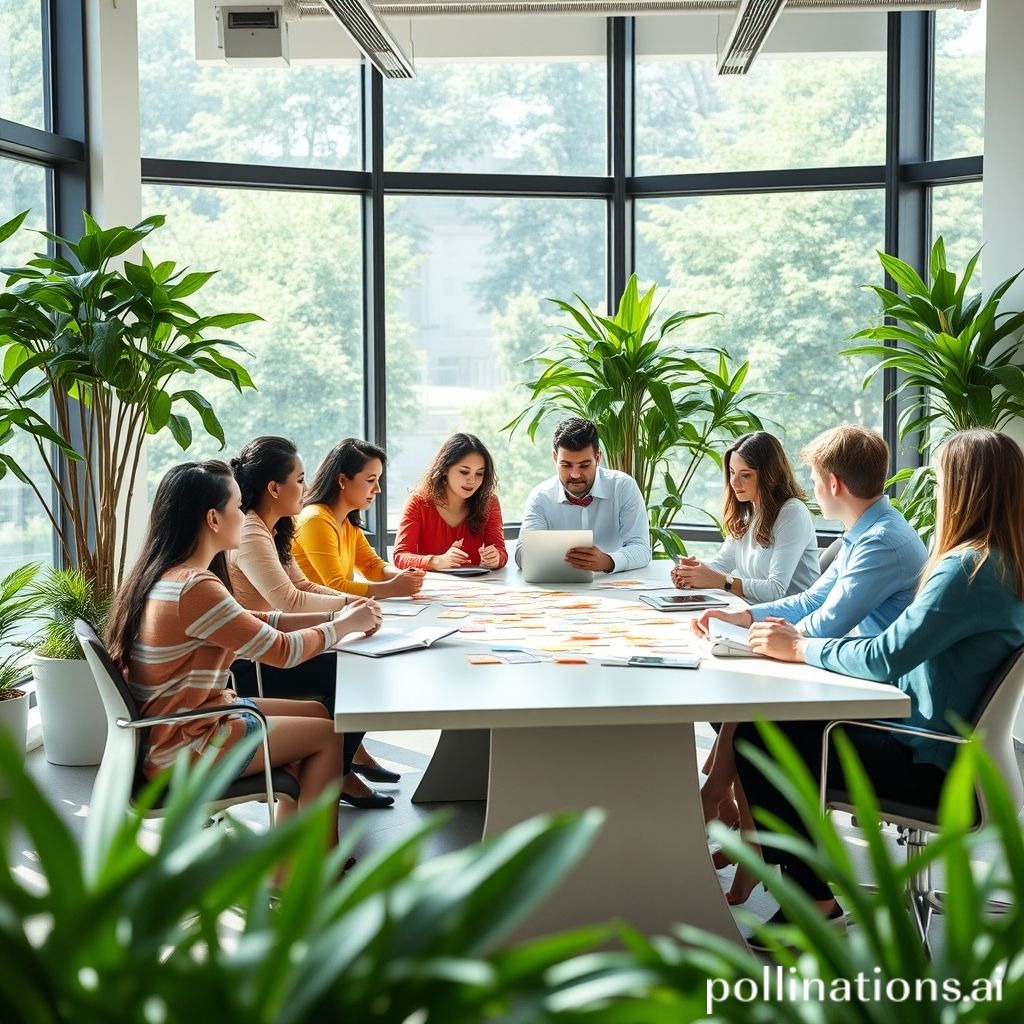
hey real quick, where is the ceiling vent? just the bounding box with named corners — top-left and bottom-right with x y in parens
top-left (717, 0), bottom-right (788, 75)
top-left (317, 0), bottom-right (416, 77)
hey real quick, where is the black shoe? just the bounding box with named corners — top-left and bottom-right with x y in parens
top-left (340, 789), bottom-right (395, 809)
top-left (350, 761), bottom-right (401, 784)
top-left (745, 902), bottom-right (846, 953)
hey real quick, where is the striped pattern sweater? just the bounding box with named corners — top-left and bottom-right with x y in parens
top-left (128, 565), bottom-right (345, 778)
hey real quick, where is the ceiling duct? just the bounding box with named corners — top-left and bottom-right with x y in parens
top-left (316, 0), bottom-right (416, 77)
top-left (717, 0), bottom-right (787, 74)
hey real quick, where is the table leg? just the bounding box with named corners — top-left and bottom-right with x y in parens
top-left (411, 728), bottom-right (490, 803)
top-left (483, 722), bottom-right (744, 945)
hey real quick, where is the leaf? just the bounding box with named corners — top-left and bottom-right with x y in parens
top-left (166, 412), bottom-right (193, 450)
top-left (0, 210), bottom-right (29, 246)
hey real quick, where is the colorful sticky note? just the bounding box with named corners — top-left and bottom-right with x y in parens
top-left (467, 655), bottom-right (502, 665)
top-left (553, 657), bottom-right (588, 665)
top-left (437, 610), bottom-right (468, 619)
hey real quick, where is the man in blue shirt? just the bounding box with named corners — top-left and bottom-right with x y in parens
top-left (694, 425), bottom-right (927, 641)
top-left (515, 417), bottom-right (652, 574)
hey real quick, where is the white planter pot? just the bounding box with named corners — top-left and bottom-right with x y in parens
top-left (0, 688), bottom-right (29, 798)
top-left (31, 656), bottom-right (108, 766)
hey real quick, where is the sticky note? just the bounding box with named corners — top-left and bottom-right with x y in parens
top-left (553, 657), bottom-right (588, 665)
top-left (467, 655), bottom-right (502, 665)
top-left (437, 610), bottom-right (468, 619)
top-left (458, 623), bottom-right (486, 633)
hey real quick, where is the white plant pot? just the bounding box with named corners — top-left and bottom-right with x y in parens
top-left (31, 656), bottom-right (108, 766)
top-left (0, 688), bottom-right (29, 798)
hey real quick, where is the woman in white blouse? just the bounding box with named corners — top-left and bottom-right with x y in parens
top-left (672, 430), bottom-right (819, 905)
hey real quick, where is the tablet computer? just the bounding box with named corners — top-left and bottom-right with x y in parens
top-left (520, 529), bottom-right (594, 584)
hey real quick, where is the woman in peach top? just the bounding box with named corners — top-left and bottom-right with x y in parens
top-left (393, 433), bottom-right (508, 571)
top-left (293, 439), bottom-right (426, 599)
top-left (228, 436), bottom-right (400, 809)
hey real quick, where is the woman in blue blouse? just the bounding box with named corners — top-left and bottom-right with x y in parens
top-left (737, 429), bottom-right (1024, 928)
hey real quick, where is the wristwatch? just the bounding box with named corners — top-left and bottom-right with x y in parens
top-left (723, 573), bottom-right (735, 592)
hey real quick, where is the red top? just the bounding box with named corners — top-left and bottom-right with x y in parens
top-left (393, 493), bottom-right (509, 569)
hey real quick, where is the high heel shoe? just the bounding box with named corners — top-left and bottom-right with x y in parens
top-left (340, 789), bottom-right (395, 809)
top-left (350, 761), bottom-right (401, 784)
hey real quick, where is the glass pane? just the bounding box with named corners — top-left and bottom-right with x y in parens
top-left (385, 61), bottom-right (606, 175)
top-left (0, 158), bottom-right (53, 575)
top-left (385, 196), bottom-right (605, 526)
top-left (635, 190), bottom-right (886, 528)
top-left (636, 51), bottom-right (886, 174)
top-left (138, 0), bottom-right (361, 169)
top-left (932, 182), bottom-right (983, 287)
top-left (141, 185), bottom-right (363, 496)
top-left (933, 4), bottom-right (986, 160)
top-left (0, 0), bottom-right (45, 130)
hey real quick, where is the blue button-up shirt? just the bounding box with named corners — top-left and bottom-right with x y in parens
top-left (750, 496), bottom-right (928, 638)
top-left (514, 466), bottom-right (652, 573)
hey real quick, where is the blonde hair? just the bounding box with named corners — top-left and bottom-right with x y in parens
top-left (921, 429), bottom-right (1024, 599)
top-left (800, 425), bottom-right (889, 499)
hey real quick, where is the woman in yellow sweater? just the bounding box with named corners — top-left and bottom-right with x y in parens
top-left (294, 439), bottom-right (425, 599)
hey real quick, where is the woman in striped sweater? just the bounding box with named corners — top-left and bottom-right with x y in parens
top-left (106, 460), bottom-right (382, 837)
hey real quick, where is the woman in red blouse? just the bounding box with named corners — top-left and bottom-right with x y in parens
top-left (393, 433), bottom-right (508, 571)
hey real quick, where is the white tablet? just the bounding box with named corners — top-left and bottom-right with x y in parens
top-left (520, 529), bottom-right (595, 584)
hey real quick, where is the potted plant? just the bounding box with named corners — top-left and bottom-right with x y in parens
top-left (504, 273), bottom-right (763, 557)
top-left (843, 238), bottom-right (1024, 540)
top-left (0, 209), bottom-right (260, 596)
top-left (0, 564), bottom-right (46, 785)
top-left (28, 568), bottom-right (111, 766)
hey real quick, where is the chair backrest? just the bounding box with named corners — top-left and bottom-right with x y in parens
top-left (74, 618), bottom-right (150, 797)
top-left (968, 644), bottom-right (1024, 825)
top-left (819, 537), bottom-right (843, 574)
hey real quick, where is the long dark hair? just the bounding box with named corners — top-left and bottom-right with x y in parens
top-left (232, 436), bottom-right (299, 565)
top-left (722, 432), bottom-right (806, 547)
top-left (106, 461), bottom-right (235, 671)
top-left (416, 433), bottom-right (498, 534)
top-left (303, 438), bottom-right (387, 527)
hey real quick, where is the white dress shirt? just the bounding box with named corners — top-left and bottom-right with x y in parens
top-left (706, 498), bottom-right (820, 604)
top-left (515, 466), bottom-right (652, 573)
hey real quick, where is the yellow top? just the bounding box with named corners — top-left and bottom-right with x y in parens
top-left (292, 504), bottom-right (389, 597)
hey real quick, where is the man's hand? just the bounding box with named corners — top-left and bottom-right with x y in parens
top-left (748, 617), bottom-right (807, 663)
top-left (565, 545), bottom-right (614, 572)
top-left (690, 608), bottom-right (753, 640)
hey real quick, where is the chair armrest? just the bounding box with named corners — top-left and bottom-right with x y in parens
top-left (116, 703), bottom-right (268, 730)
top-left (819, 718), bottom-right (965, 811)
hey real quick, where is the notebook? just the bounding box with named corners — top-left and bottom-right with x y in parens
top-left (334, 625), bottom-right (458, 657)
top-left (707, 619), bottom-right (757, 657)
top-left (432, 566), bottom-right (492, 577)
top-left (639, 592), bottom-right (731, 612)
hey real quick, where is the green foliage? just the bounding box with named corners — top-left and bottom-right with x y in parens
top-left (0, 210), bottom-right (260, 594)
top-left (0, 726), bottom-right (665, 1023)
top-left (844, 238), bottom-right (1024, 537)
top-left (29, 568), bottom-right (112, 661)
top-left (505, 274), bottom-right (762, 557)
top-left (553, 724), bottom-right (1024, 1022)
top-left (0, 563), bottom-right (45, 694)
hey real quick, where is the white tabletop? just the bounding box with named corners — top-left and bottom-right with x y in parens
top-left (334, 563), bottom-right (910, 732)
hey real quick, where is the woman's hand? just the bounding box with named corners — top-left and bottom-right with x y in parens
top-left (747, 618), bottom-right (807, 662)
top-left (334, 597), bottom-right (383, 636)
top-left (378, 568), bottom-right (425, 598)
top-left (430, 539), bottom-right (471, 570)
top-left (671, 557), bottom-right (724, 590)
top-left (690, 608), bottom-right (753, 640)
top-left (478, 544), bottom-right (501, 569)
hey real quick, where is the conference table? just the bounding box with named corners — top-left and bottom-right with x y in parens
top-left (334, 563), bottom-right (910, 945)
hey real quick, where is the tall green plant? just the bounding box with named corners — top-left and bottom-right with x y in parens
top-left (0, 564), bottom-right (45, 695)
top-left (843, 238), bottom-right (1024, 538)
top-left (0, 210), bottom-right (260, 595)
top-left (504, 274), bottom-right (762, 557)
top-left (28, 568), bottom-right (111, 661)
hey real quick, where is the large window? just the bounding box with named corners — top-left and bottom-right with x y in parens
top-left (933, 3), bottom-right (986, 161)
top-left (384, 60), bottom-right (606, 175)
top-left (635, 48), bottom-right (886, 174)
top-left (384, 195), bottom-right (605, 524)
top-left (141, 185), bottom-right (363, 493)
top-left (0, 158), bottom-right (53, 574)
top-left (0, 2), bottom-right (46, 130)
top-left (636, 189), bottom-right (885, 525)
top-left (139, 0), bottom-right (361, 169)
top-left (931, 182), bottom-right (983, 284)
